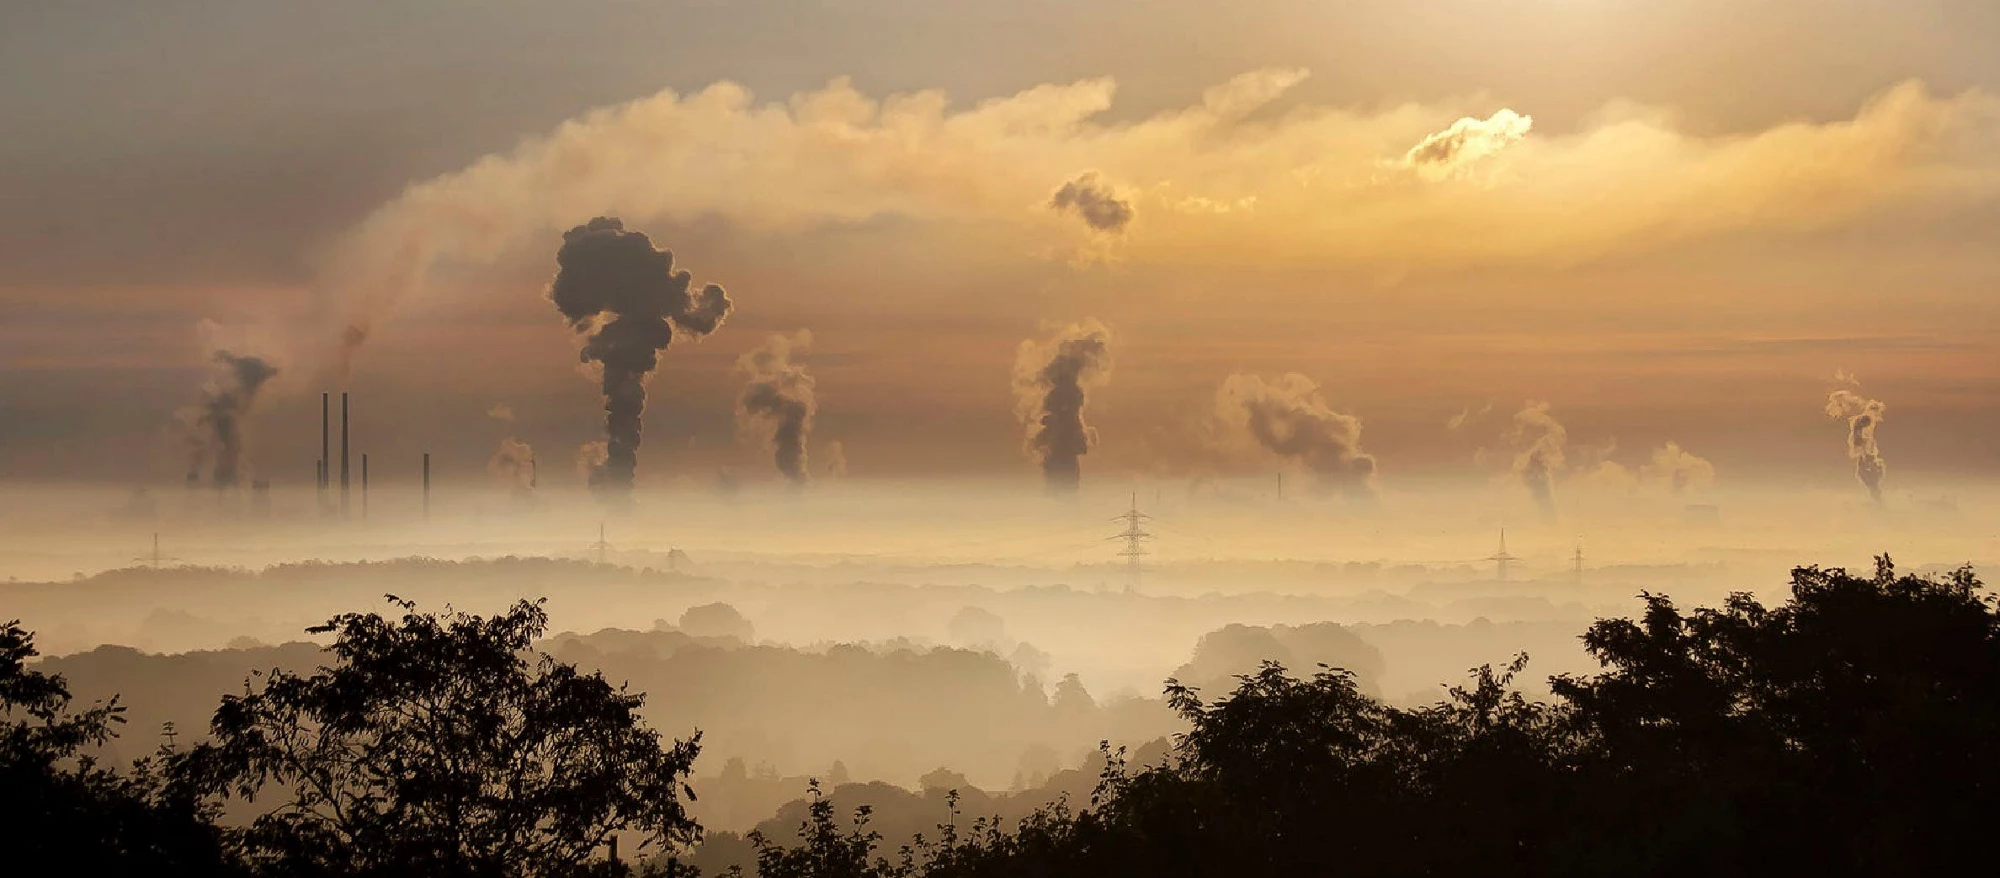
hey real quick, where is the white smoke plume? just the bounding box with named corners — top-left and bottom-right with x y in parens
top-left (1506, 401), bottom-right (1567, 519)
top-left (1826, 384), bottom-right (1888, 503)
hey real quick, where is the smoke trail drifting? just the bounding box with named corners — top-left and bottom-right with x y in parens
top-left (735, 331), bottom-right (817, 485)
top-left (1013, 321), bottom-right (1114, 492)
top-left (488, 438), bottom-right (537, 492)
top-left (1826, 386), bottom-right (1887, 503)
top-left (1506, 401), bottom-right (1567, 519)
top-left (186, 352), bottom-right (280, 489)
top-left (548, 217), bottom-right (732, 501)
top-left (1215, 373), bottom-right (1376, 497)
top-left (822, 440), bottom-right (849, 479)
top-left (1643, 441), bottom-right (1716, 494)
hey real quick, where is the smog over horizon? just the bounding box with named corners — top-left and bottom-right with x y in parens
top-left (3, 3), bottom-right (1998, 873)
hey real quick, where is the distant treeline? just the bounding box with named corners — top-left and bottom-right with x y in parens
top-left (6, 557), bottom-right (1994, 876)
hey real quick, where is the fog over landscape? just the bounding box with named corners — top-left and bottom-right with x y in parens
top-left (4, 2), bottom-right (1999, 874)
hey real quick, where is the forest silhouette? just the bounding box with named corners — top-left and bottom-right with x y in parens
top-left (5, 556), bottom-right (1996, 876)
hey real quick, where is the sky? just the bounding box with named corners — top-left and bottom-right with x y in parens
top-left (2, 0), bottom-right (1997, 497)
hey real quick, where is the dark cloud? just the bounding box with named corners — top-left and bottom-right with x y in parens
top-left (1048, 172), bottom-right (1134, 233)
top-left (1014, 321), bottom-right (1113, 492)
top-left (736, 331), bottom-right (817, 485)
top-left (549, 217), bottom-right (732, 502)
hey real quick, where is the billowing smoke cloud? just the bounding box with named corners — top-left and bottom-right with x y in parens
top-left (1013, 321), bottom-right (1114, 492)
top-left (1048, 172), bottom-right (1134, 233)
top-left (487, 404), bottom-right (516, 422)
top-left (1642, 441), bottom-right (1717, 494)
top-left (185, 352), bottom-right (280, 489)
top-left (1506, 401), bottom-right (1567, 519)
top-left (488, 438), bottom-right (537, 492)
top-left (1826, 385), bottom-right (1888, 503)
top-left (1404, 109), bottom-right (1533, 179)
top-left (548, 217), bottom-right (732, 501)
top-left (735, 331), bottom-right (817, 485)
top-left (1214, 373), bottom-right (1376, 497)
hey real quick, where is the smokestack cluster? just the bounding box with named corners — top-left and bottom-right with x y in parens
top-left (1013, 321), bottom-right (1114, 493)
top-left (1826, 384), bottom-right (1887, 503)
top-left (549, 217), bottom-right (732, 502)
top-left (1507, 402), bottom-right (1567, 520)
top-left (735, 331), bottom-right (818, 485)
top-left (185, 351), bottom-right (280, 489)
top-left (1214, 373), bottom-right (1377, 498)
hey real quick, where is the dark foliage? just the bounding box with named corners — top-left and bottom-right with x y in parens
top-left (0, 620), bottom-right (235, 874)
top-left (172, 596), bottom-right (703, 877)
top-left (12, 556), bottom-right (1998, 877)
top-left (733, 557), bottom-right (2000, 878)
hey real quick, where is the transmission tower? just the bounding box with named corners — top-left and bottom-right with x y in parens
top-left (134, 532), bottom-right (180, 570)
top-left (1483, 528), bottom-right (1521, 581)
top-left (590, 522), bottom-right (613, 565)
top-left (1109, 493), bottom-right (1154, 593)
top-left (1572, 537), bottom-right (1585, 586)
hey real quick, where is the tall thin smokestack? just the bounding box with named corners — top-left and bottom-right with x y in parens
top-left (340, 392), bottom-right (350, 516)
top-left (361, 453), bottom-right (369, 519)
top-left (320, 392), bottom-right (330, 490)
top-left (422, 452), bottom-right (431, 518)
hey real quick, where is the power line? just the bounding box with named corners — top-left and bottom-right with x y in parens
top-left (1109, 492), bottom-right (1154, 593)
top-left (134, 532), bottom-right (180, 569)
top-left (1483, 528), bottom-right (1521, 581)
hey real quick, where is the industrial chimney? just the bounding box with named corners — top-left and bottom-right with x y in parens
top-left (340, 392), bottom-right (351, 517)
top-left (422, 452), bottom-right (431, 519)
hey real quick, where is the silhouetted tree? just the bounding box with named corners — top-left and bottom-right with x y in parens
top-left (175, 597), bottom-right (703, 877)
top-left (0, 621), bottom-right (234, 874)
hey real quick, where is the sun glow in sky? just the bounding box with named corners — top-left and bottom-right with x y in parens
top-left (1, 0), bottom-right (1996, 494)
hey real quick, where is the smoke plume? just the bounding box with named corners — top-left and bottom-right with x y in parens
top-left (1642, 441), bottom-right (1716, 494)
top-left (548, 217), bottom-right (732, 500)
top-left (487, 404), bottom-right (516, 422)
top-left (185, 351), bottom-right (280, 489)
top-left (735, 331), bottom-right (817, 485)
top-left (1825, 386), bottom-right (1888, 503)
top-left (1048, 172), bottom-right (1134, 233)
top-left (1506, 402), bottom-right (1567, 519)
top-left (1214, 373), bottom-right (1376, 497)
top-left (822, 440), bottom-right (849, 479)
top-left (1013, 321), bottom-right (1114, 492)
top-left (575, 442), bottom-right (609, 484)
top-left (488, 438), bottom-right (537, 492)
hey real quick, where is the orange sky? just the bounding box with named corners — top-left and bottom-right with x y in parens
top-left (1, 0), bottom-right (1996, 493)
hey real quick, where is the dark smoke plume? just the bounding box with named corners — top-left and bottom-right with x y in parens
top-left (735, 331), bottom-right (817, 485)
top-left (1048, 173), bottom-right (1134, 233)
top-left (1215, 373), bottom-right (1376, 497)
top-left (1506, 401), bottom-right (1566, 520)
top-left (186, 351), bottom-right (280, 489)
top-left (548, 217), bottom-right (732, 500)
top-left (1826, 386), bottom-right (1887, 503)
top-left (1014, 321), bottom-right (1114, 492)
